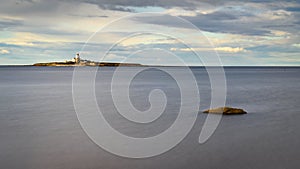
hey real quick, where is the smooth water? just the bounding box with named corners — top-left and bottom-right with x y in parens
top-left (0, 66), bottom-right (299, 169)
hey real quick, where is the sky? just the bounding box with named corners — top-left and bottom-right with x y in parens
top-left (0, 0), bottom-right (299, 66)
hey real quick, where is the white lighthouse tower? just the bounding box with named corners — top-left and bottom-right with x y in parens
top-left (74, 53), bottom-right (80, 64)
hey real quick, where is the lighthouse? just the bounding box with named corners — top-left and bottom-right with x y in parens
top-left (74, 53), bottom-right (80, 64)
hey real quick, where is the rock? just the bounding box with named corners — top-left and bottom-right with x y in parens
top-left (203, 107), bottom-right (247, 115)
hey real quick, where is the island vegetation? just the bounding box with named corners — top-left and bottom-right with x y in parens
top-left (33, 53), bottom-right (142, 67)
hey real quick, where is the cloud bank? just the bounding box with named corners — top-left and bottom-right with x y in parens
top-left (0, 0), bottom-right (299, 65)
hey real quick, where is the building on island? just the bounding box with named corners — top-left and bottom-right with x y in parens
top-left (74, 53), bottom-right (80, 64)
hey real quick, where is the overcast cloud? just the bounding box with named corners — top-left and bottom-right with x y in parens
top-left (0, 0), bottom-right (299, 65)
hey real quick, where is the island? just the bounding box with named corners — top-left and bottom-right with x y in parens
top-left (33, 53), bottom-right (142, 67)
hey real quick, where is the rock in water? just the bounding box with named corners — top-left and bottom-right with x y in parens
top-left (203, 107), bottom-right (247, 115)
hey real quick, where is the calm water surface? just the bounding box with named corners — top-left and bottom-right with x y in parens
top-left (0, 66), bottom-right (299, 169)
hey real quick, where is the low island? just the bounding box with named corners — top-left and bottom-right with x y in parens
top-left (33, 53), bottom-right (142, 67)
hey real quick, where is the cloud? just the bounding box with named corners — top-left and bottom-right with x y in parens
top-left (0, 0), bottom-right (299, 65)
top-left (72, 0), bottom-right (300, 12)
top-left (215, 47), bottom-right (246, 53)
top-left (131, 10), bottom-right (270, 36)
top-left (1, 0), bottom-right (299, 36)
top-left (0, 49), bottom-right (10, 54)
top-left (0, 18), bottom-right (23, 30)
top-left (0, 32), bottom-right (70, 47)
top-left (73, 0), bottom-right (196, 12)
top-left (0, 1), bottom-right (128, 36)
top-left (118, 35), bottom-right (178, 47)
top-left (129, 1), bottom-right (300, 36)
top-left (292, 43), bottom-right (300, 48)
top-left (68, 14), bottom-right (108, 18)
top-left (170, 46), bottom-right (246, 53)
top-left (103, 53), bottom-right (126, 61)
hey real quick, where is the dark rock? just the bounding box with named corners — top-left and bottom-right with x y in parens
top-left (203, 107), bottom-right (247, 115)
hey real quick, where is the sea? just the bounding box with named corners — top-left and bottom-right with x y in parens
top-left (0, 66), bottom-right (299, 169)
